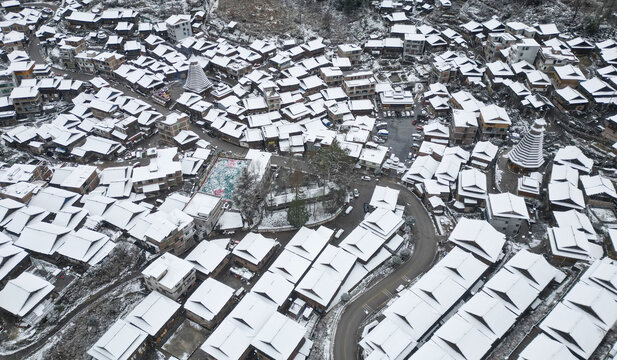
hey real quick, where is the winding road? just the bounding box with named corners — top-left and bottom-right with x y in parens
top-left (332, 179), bottom-right (440, 360)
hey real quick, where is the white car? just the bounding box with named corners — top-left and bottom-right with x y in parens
top-left (361, 176), bottom-right (371, 181)
top-left (353, 189), bottom-right (359, 198)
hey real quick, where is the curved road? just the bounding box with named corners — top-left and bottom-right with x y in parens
top-left (333, 180), bottom-right (439, 360)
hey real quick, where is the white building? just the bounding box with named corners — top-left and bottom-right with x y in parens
top-left (165, 14), bottom-right (192, 43)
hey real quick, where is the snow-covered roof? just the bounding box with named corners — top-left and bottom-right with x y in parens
top-left (57, 228), bottom-right (115, 265)
top-left (126, 291), bottom-right (180, 336)
top-left (103, 200), bottom-right (149, 231)
top-left (0, 271), bottom-right (53, 317)
top-left (267, 249), bottom-right (311, 285)
top-left (87, 319), bottom-right (147, 360)
top-left (185, 240), bottom-right (229, 276)
top-left (361, 207), bottom-right (404, 240)
top-left (295, 266), bottom-right (341, 308)
top-left (539, 303), bottom-right (606, 359)
top-left (339, 226), bottom-right (387, 263)
top-left (285, 226), bottom-right (332, 262)
top-left (553, 210), bottom-right (596, 241)
top-left (548, 182), bottom-right (585, 210)
top-left (487, 193), bottom-right (529, 220)
top-left (505, 249), bottom-right (559, 291)
top-left (14, 222), bottom-right (70, 256)
top-left (142, 252), bottom-right (194, 291)
top-left (479, 104), bottom-right (511, 125)
top-left (519, 333), bottom-right (577, 360)
top-left (251, 271), bottom-right (294, 307)
top-left (402, 156), bottom-right (440, 183)
top-left (553, 146), bottom-right (593, 173)
top-left (232, 232), bottom-right (277, 266)
top-left (184, 277), bottom-right (234, 322)
top-left (369, 186), bottom-right (400, 212)
top-left (547, 226), bottom-right (599, 262)
top-left (448, 218), bottom-right (505, 263)
top-left (580, 174), bottom-right (617, 199)
top-left (29, 186), bottom-right (80, 213)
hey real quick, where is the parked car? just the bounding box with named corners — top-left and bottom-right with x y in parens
top-left (416, 125), bottom-right (423, 130)
top-left (345, 206), bottom-right (353, 215)
top-left (361, 176), bottom-right (371, 181)
top-left (335, 229), bottom-right (345, 239)
top-left (353, 188), bottom-right (359, 197)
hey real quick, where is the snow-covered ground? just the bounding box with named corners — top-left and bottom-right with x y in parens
top-left (258, 202), bottom-right (340, 230)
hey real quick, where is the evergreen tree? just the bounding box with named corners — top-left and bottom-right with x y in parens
top-left (232, 168), bottom-right (260, 226)
top-left (287, 197), bottom-right (310, 228)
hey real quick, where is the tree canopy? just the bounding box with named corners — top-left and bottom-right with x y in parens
top-left (232, 168), bottom-right (260, 226)
top-left (307, 140), bottom-right (354, 191)
top-left (287, 197), bottom-right (310, 228)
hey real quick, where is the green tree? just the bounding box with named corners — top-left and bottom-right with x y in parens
top-left (308, 140), bottom-right (355, 213)
top-left (287, 197), bottom-right (310, 228)
top-left (400, 248), bottom-right (411, 259)
top-left (389, 255), bottom-right (402, 267)
top-left (340, 292), bottom-right (351, 302)
top-left (232, 168), bottom-right (260, 226)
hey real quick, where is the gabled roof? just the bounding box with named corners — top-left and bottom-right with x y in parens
top-left (251, 312), bottom-right (306, 360)
top-left (251, 271), bottom-right (294, 307)
top-left (0, 272), bottom-right (53, 317)
top-left (14, 222), bottom-right (70, 255)
top-left (285, 226), bottom-right (331, 261)
top-left (57, 228), bottom-right (115, 265)
top-left (267, 249), bottom-right (311, 285)
top-left (487, 193), bottom-right (529, 220)
top-left (126, 291), bottom-right (180, 336)
top-left (184, 277), bottom-right (234, 322)
top-left (232, 232), bottom-right (277, 266)
top-left (448, 218), bottom-right (505, 263)
top-left (185, 240), bottom-right (229, 276)
top-left (553, 146), bottom-right (593, 173)
top-left (87, 319), bottom-right (147, 360)
top-left (519, 333), bottom-right (577, 360)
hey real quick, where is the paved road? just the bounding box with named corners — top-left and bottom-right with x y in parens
top-left (332, 179), bottom-right (439, 360)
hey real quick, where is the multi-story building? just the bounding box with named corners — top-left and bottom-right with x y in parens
top-left (319, 67), bottom-right (343, 87)
top-left (507, 38), bottom-right (540, 64)
top-left (141, 253), bottom-right (196, 301)
top-left (535, 46), bottom-right (578, 72)
top-left (0, 70), bottom-right (15, 97)
top-left (484, 32), bottom-right (517, 61)
top-left (165, 14), bottom-right (192, 43)
top-left (157, 111), bottom-right (190, 144)
top-left (58, 36), bottom-right (86, 69)
top-left (343, 76), bottom-right (376, 99)
top-left (9, 86), bottom-right (41, 115)
top-left (486, 193), bottom-right (529, 236)
top-left (337, 44), bottom-right (362, 65)
top-left (450, 110), bottom-right (478, 145)
top-left (403, 33), bottom-right (426, 58)
top-left (9, 60), bottom-right (35, 85)
top-left (130, 210), bottom-right (195, 254)
top-left (478, 104), bottom-right (511, 139)
top-left (49, 165), bottom-right (100, 194)
top-left (131, 156), bottom-right (183, 195)
top-left (3, 31), bottom-right (25, 53)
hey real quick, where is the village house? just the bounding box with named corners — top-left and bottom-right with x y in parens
top-left (142, 252), bottom-right (196, 301)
